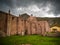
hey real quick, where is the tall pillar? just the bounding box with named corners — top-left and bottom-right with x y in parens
top-left (7, 10), bottom-right (12, 36)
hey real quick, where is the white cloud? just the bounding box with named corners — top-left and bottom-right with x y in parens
top-left (17, 8), bottom-right (23, 11)
top-left (28, 5), bottom-right (40, 12)
top-left (11, 4), bottom-right (58, 17)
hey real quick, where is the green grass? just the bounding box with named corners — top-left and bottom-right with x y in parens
top-left (0, 35), bottom-right (60, 45)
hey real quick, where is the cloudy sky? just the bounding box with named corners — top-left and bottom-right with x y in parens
top-left (0, 0), bottom-right (60, 17)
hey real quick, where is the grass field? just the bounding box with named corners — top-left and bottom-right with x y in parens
top-left (0, 35), bottom-right (60, 45)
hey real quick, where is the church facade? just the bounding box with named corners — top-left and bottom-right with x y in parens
top-left (0, 11), bottom-right (50, 37)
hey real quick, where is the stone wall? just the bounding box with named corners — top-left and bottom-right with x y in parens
top-left (26, 16), bottom-right (37, 35)
top-left (10, 16), bottom-right (17, 35)
top-left (0, 11), bottom-right (51, 36)
top-left (7, 14), bottom-right (18, 36)
top-left (0, 12), bottom-right (7, 36)
top-left (18, 17), bottom-right (25, 35)
top-left (15, 15), bottom-right (51, 36)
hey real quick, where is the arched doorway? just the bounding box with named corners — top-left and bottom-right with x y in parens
top-left (25, 29), bottom-right (28, 35)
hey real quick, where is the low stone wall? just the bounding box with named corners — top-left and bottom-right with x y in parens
top-left (46, 31), bottom-right (60, 37)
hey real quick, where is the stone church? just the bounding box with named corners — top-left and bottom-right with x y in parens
top-left (0, 10), bottom-right (50, 37)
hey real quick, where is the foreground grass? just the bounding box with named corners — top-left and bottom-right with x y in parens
top-left (0, 35), bottom-right (60, 45)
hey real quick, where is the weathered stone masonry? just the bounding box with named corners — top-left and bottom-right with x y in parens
top-left (0, 11), bottom-right (50, 37)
